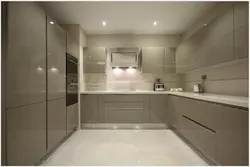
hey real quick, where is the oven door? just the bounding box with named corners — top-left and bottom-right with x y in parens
top-left (66, 75), bottom-right (78, 106)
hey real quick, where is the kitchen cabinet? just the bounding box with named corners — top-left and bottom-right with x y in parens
top-left (81, 94), bottom-right (169, 124)
top-left (7, 102), bottom-right (46, 165)
top-left (81, 95), bottom-right (100, 124)
top-left (6, 2), bottom-right (46, 108)
top-left (47, 98), bottom-right (67, 152)
top-left (102, 95), bottom-right (150, 123)
top-left (175, 4), bottom-right (235, 73)
top-left (47, 16), bottom-right (67, 100)
top-left (142, 47), bottom-right (165, 75)
top-left (235, 25), bottom-right (248, 59)
top-left (150, 95), bottom-right (167, 123)
top-left (61, 24), bottom-right (79, 58)
top-left (83, 47), bottom-right (106, 73)
top-left (67, 103), bottom-right (78, 134)
top-left (234, 2), bottom-right (248, 30)
top-left (168, 95), bottom-right (248, 166)
top-left (164, 48), bottom-right (176, 74)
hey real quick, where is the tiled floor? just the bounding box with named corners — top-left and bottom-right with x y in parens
top-left (42, 130), bottom-right (208, 166)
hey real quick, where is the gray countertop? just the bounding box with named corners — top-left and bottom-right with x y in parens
top-left (80, 91), bottom-right (248, 108)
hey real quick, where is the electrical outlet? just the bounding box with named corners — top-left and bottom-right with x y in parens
top-left (201, 75), bottom-right (207, 80)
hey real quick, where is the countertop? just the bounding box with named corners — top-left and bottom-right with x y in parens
top-left (81, 91), bottom-right (248, 108)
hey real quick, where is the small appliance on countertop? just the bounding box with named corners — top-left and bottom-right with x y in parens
top-left (193, 75), bottom-right (206, 93)
top-left (154, 78), bottom-right (164, 91)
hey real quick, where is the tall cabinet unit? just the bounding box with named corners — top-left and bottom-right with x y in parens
top-left (46, 16), bottom-right (67, 152)
top-left (6, 2), bottom-right (47, 165)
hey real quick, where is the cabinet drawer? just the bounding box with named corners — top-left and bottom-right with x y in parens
top-left (104, 101), bottom-right (144, 110)
top-left (179, 115), bottom-right (216, 161)
top-left (104, 95), bottom-right (147, 102)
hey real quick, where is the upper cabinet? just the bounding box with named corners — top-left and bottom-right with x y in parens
top-left (47, 16), bottom-right (67, 100)
top-left (6, 2), bottom-right (46, 108)
top-left (175, 3), bottom-right (248, 73)
top-left (141, 47), bottom-right (165, 74)
top-left (83, 47), bottom-right (106, 73)
top-left (61, 24), bottom-right (80, 58)
top-left (164, 48), bottom-right (176, 74)
top-left (234, 2), bottom-right (249, 59)
top-left (234, 2), bottom-right (248, 29)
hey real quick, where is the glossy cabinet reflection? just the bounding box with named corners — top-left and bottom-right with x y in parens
top-left (47, 98), bottom-right (67, 152)
top-left (7, 102), bottom-right (46, 165)
top-left (83, 47), bottom-right (106, 73)
top-left (6, 2), bottom-right (46, 108)
top-left (47, 16), bottom-right (66, 100)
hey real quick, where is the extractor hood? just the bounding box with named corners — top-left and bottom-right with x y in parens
top-left (109, 47), bottom-right (141, 69)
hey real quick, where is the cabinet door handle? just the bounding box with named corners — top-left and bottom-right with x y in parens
top-left (182, 115), bottom-right (216, 133)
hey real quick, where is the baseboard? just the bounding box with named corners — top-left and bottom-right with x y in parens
top-left (81, 123), bottom-right (168, 130)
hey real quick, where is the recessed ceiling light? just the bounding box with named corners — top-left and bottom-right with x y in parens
top-left (49, 21), bottom-right (54, 25)
top-left (102, 21), bottom-right (106, 26)
top-left (153, 21), bottom-right (157, 26)
top-left (204, 23), bottom-right (207, 26)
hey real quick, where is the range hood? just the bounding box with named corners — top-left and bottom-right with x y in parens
top-left (109, 47), bottom-right (141, 69)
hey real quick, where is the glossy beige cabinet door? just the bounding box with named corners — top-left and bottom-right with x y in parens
top-left (6, 2), bottom-right (46, 108)
top-left (81, 95), bottom-right (99, 123)
top-left (215, 105), bottom-right (248, 166)
top-left (235, 26), bottom-right (248, 59)
top-left (83, 47), bottom-right (106, 73)
top-left (67, 103), bottom-right (78, 134)
top-left (142, 47), bottom-right (165, 74)
top-left (7, 102), bottom-right (46, 165)
top-left (234, 2), bottom-right (248, 30)
top-left (47, 98), bottom-right (67, 152)
top-left (47, 17), bottom-right (66, 100)
top-left (150, 95), bottom-right (167, 123)
top-left (164, 48), bottom-right (176, 74)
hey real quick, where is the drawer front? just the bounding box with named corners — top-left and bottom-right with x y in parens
top-left (104, 101), bottom-right (144, 109)
top-left (104, 95), bottom-right (147, 102)
top-left (104, 109), bottom-right (146, 123)
top-left (180, 115), bottom-right (216, 160)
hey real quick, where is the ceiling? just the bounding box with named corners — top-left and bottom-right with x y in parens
top-left (40, 1), bottom-right (216, 35)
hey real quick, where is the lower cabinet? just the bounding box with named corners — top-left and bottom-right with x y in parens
top-left (81, 94), bottom-right (167, 124)
top-left (67, 103), bottom-right (78, 134)
top-left (7, 102), bottom-right (46, 165)
top-left (179, 115), bottom-right (216, 161)
top-left (47, 98), bottom-right (67, 152)
top-left (168, 95), bottom-right (249, 166)
top-left (81, 95), bottom-right (100, 123)
top-left (102, 95), bottom-right (150, 123)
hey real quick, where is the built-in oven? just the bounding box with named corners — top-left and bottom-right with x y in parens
top-left (66, 53), bottom-right (78, 107)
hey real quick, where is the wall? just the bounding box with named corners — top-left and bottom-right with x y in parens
top-left (82, 34), bottom-right (182, 91)
top-left (176, 2), bottom-right (248, 96)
